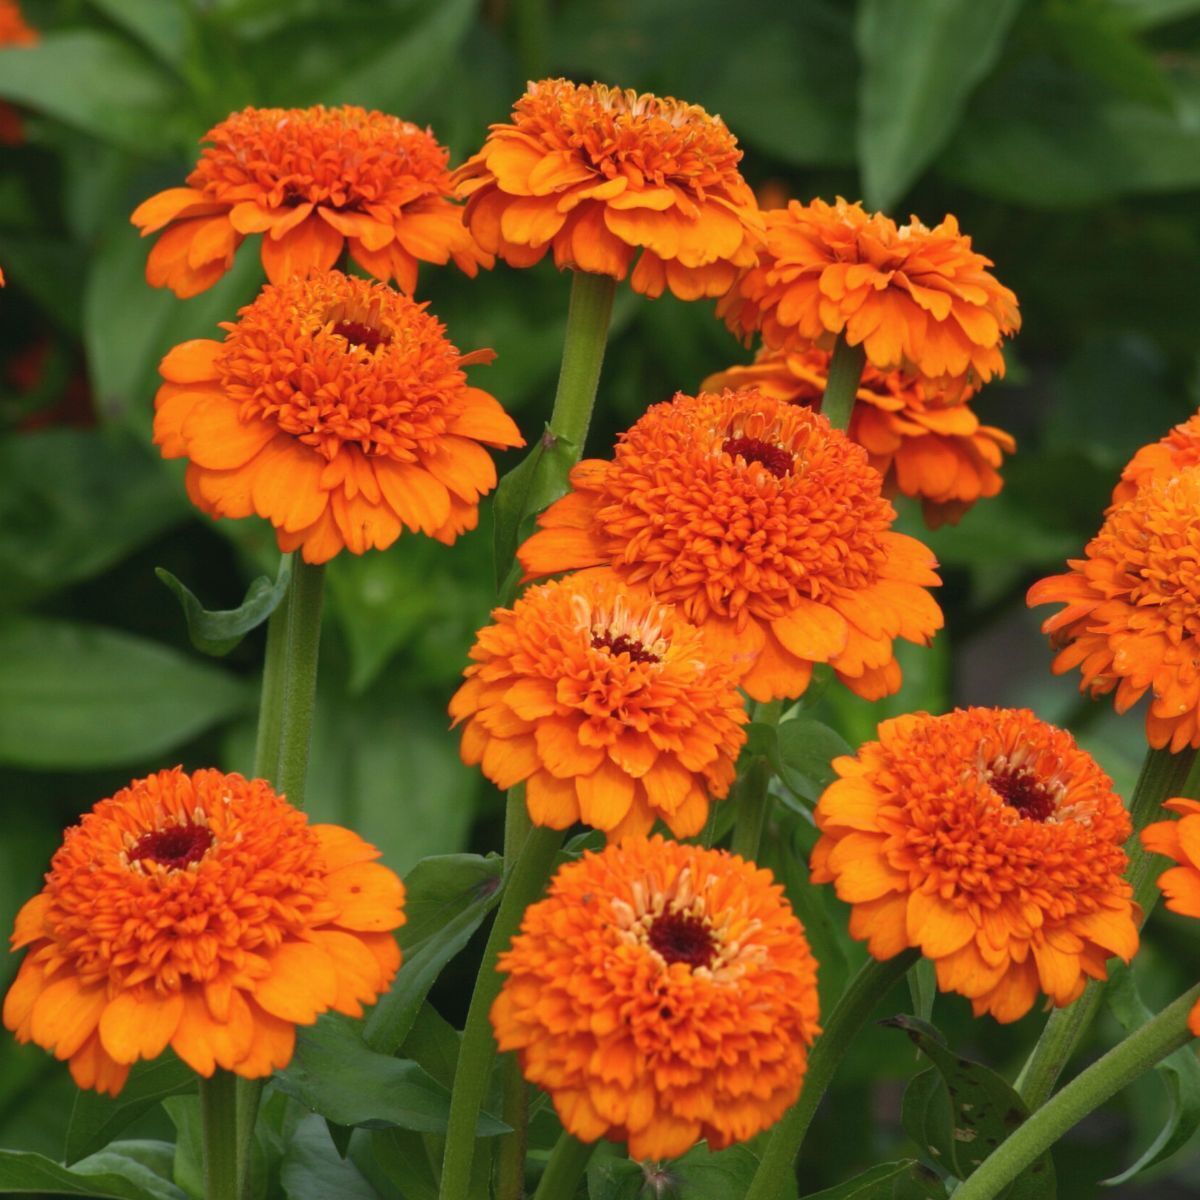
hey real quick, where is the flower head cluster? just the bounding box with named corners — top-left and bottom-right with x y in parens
top-left (154, 269), bottom-right (522, 563)
top-left (519, 389), bottom-right (942, 702)
top-left (703, 346), bottom-right (1014, 527)
top-left (1029, 467), bottom-right (1200, 751)
top-left (451, 570), bottom-right (747, 841)
top-left (0, 0), bottom-right (37, 146)
top-left (492, 836), bottom-right (820, 1159)
top-left (812, 708), bottom-right (1137, 1022)
top-left (454, 78), bottom-right (763, 300)
top-left (719, 198), bottom-right (1020, 389)
top-left (132, 105), bottom-right (490, 297)
top-left (1112, 413), bottom-right (1200, 505)
top-left (3, 769), bottom-right (405, 1094)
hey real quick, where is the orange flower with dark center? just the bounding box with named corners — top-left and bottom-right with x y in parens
top-left (1112, 413), bottom-right (1200, 505)
top-left (450, 569), bottom-right (747, 841)
top-left (0, 0), bottom-right (37, 146)
top-left (1142, 799), bottom-right (1200, 1037)
top-left (1028, 467), bottom-right (1200, 751)
top-left (131, 104), bottom-right (491, 297)
top-left (811, 708), bottom-right (1137, 1023)
top-left (492, 836), bottom-right (820, 1160)
top-left (518, 389), bottom-right (943, 703)
top-left (703, 346), bottom-right (1015, 528)
top-left (718, 198), bottom-right (1020, 389)
top-left (453, 78), bottom-right (763, 300)
top-left (2, 768), bottom-right (404, 1095)
top-left (154, 270), bottom-right (523, 563)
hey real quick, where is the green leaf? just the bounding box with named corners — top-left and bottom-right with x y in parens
top-left (1102, 962), bottom-right (1200, 1184)
top-left (0, 617), bottom-right (252, 769)
top-left (363, 854), bottom-right (502, 1054)
top-left (274, 1014), bottom-right (507, 1137)
top-left (368, 1128), bottom-right (438, 1200)
top-left (586, 1141), bottom-right (763, 1200)
top-left (884, 1016), bottom-right (1055, 1196)
top-left (492, 427), bottom-right (579, 590)
top-left (0, 1147), bottom-right (185, 1199)
top-left (86, 0), bottom-right (193, 69)
top-left (907, 959), bottom-right (938, 1024)
top-left (161, 1097), bottom-right (202, 1200)
top-left (66, 1055), bottom-right (197, 1166)
top-left (156, 555), bottom-right (291, 657)
top-left (799, 1159), bottom-right (944, 1199)
top-left (770, 716), bottom-right (853, 806)
top-left (856, 0), bottom-right (1023, 209)
top-left (279, 1115), bottom-right (381, 1200)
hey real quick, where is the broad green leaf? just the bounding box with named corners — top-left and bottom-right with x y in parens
top-left (771, 716), bottom-right (852, 806)
top-left (368, 1128), bottom-right (438, 1200)
top-left (66, 1055), bottom-right (196, 1166)
top-left (0, 1148), bottom-right (185, 1199)
top-left (279, 1115), bottom-right (380, 1200)
top-left (856, 0), bottom-right (1023, 209)
top-left (587, 1142), bottom-right (765, 1199)
top-left (363, 854), bottom-right (502, 1055)
top-left (161, 1097), bottom-right (201, 1200)
top-left (156, 554), bottom-right (291, 657)
top-left (86, 0), bottom-right (192, 69)
top-left (799, 1159), bottom-right (944, 1199)
top-left (0, 617), bottom-right (252, 769)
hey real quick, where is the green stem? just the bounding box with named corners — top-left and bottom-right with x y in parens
top-left (251, 556), bottom-right (292, 780)
top-left (730, 700), bottom-right (782, 861)
top-left (273, 558), bottom-right (325, 808)
top-left (955, 984), bottom-right (1200, 1200)
top-left (531, 1132), bottom-right (595, 1200)
top-left (820, 335), bottom-right (866, 433)
top-left (439, 825), bottom-right (564, 1200)
top-left (547, 271), bottom-right (617, 451)
top-left (745, 950), bottom-right (919, 1200)
top-left (199, 1070), bottom-right (238, 1200)
top-left (1015, 745), bottom-right (1197, 1108)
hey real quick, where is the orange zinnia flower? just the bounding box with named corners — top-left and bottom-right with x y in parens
top-left (154, 269), bottom-right (523, 563)
top-left (703, 346), bottom-right (1014, 528)
top-left (453, 78), bottom-right (763, 300)
top-left (0, 0), bottom-right (37, 146)
top-left (1112, 412), bottom-right (1200, 505)
top-left (811, 708), bottom-right (1137, 1023)
top-left (131, 104), bottom-right (490, 298)
top-left (1028, 467), bottom-right (1200, 751)
top-left (718, 198), bottom-right (1020, 389)
top-left (1142, 799), bottom-right (1200, 1037)
top-left (3, 768), bottom-right (404, 1095)
top-left (450, 569), bottom-right (747, 841)
top-left (492, 836), bottom-right (820, 1160)
top-left (518, 389), bottom-right (943, 703)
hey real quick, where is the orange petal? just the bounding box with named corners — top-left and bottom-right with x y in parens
top-left (159, 339), bottom-right (223, 384)
top-left (254, 941), bottom-right (339, 1024)
top-left (375, 459), bottom-right (451, 535)
top-left (771, 598), bottom-right (849, 662)
top-left (313, 825), bottom-right (382, 873)
top-left (98, 990), bottom-right (185, 1065)
top-left (525, 770), bottom-right (581, 828)
top-left (574, 759), bottom-right (636, 829)
top-left (182, 397), bottom-right (276, 470)
top-left (171, 988), bottom-right (254, 1077)
top-left (30, 976), bottom-right (107, 1059)
top-left (326, 863), bottom-right (406, 932)
top-left (131, 187), bottom-right (223, 234)
top-left (260, 214), bottom-right (342, 283)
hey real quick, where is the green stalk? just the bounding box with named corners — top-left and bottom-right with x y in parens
top-left (1015, 745), bottom-right (1197, 1108)
top-left (955, 984), bottom-right (1200, 1200)
top-left (730, 699), bottom-right (782, 860)
top-left (744, 950), bottom-right (920, 1200)
top-left (820, 335), bottom-right (866, 433)
top-left (531, 1132), bottom-right (595, 1200)
top-left (439, 825), bottom-right (564, 1200)
top-left (251, 556), bottom-right (292, 780)
top-left (199, 1070), bottom-right (239, 1200)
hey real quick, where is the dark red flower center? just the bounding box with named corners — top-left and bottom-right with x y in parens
top-left (591, 632), bottom-right (660, 664)
top-left (130, 824), bottom-right (214, 870)
top-left (332, 321), bottom-right (391, 352)
top-left (724, 436), bottom-right (793, 477)
top-left (647, 911), bottom-right (717, 968)
top-left (990, 769), bottom-right (1057, 823)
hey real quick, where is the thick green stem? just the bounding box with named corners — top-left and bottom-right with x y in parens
top-left (820, 335), bottom-right (866, 433)
top-left (956, 985), bottom-right (1200, 1200)
top-left (531, 1132), bottom-right (595, 1200)
top-left (199, 1070), bottom-right (239, 1200)
top-left (547, 271), bottom-right (617, 451)
top-left (1015, 745), bottom-right (1198, 1107)
top-left (730, 700), bottom-right (783, 861)
top-left (251, 559), bottom-right (291, 780)
top-left (439, 826), bottom-right (564, 1200)
top-left (745, 950), bottom-right (920, 1200)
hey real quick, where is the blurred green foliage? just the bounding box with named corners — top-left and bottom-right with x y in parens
top-left (1, 0), bottom-right (1199, 1194)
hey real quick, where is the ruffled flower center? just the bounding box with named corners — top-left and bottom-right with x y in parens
top-left (129, 822), bottom-right (214, 871)
top-left (331, 319), bottom-right (392, 353)
top-left (987, 767), bottom-right (1058, 823)
top-left (590, 631), bottom-right (660, 665)
top-left (647, 911), bottom-right (716, 968)
top-left (723, 435), bottom-right (793, 478)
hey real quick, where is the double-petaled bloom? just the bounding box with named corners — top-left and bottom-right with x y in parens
top-left (703, 345), bottom-right (1014, 527)
top-left (1111, 413), bottom-right (1200, 505)
top-left (811, 707), bottom-right (1138, 1022)
top-left (719, 198), bottom-right (1020, 391)
top-left (1029, 465), bottom-right (1200, 751)
top-left (3, 769), bottom-right (405, 1094)
top-left (519, 388), bottom-right (943, 703)
top-left (451, 570), bottom-right (747, 841)
top-left (453, 78), bottom-right (763, 300)
top-left (131, 104), bottom-right (491, 297)
top-left (154, 269), bottom-right (523, 563)
top-left (492, 837), bottom-right (820, 1160)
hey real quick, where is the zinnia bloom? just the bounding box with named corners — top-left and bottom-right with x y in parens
top-left (453, 78), bottom-right (763, 300)
top-left (811, 707), bottom-right (1138, 1023)
top-left (718, 198), bottom-right (1020, 389)
top-left (450, 569), bottom-right (747, 841)
top-left (703, 346), bottom-right (1014, 528)
top-left (492, 836), bottom-right (820, 1159)
top-left (1112, 413), bottom-right (1200, 505)
top-left (0, 0), bottom-right (37, 146)
top-left (1028, 467), bottom-right (1200, 751)
top-left (3, 768), bottom-right (404, 1095)
top-left (131, 104), bottom-right (490, 298)
top-left (518, 389), bottom-right (943, 703)
top-left (1142, 799), bottom-right (1200, 1037)
top-left (154, 269), bottom-right (523, 563)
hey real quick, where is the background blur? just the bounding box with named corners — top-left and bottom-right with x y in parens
top-left (1, 0), bottom-right (1199, 1194)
